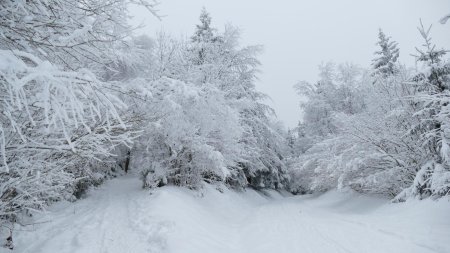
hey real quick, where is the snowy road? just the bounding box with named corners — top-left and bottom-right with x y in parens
top-left (14, 176), bottom-right (450, 253)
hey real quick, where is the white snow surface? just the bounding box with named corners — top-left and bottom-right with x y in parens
top-left (13, 176), bottom-right (450, 253)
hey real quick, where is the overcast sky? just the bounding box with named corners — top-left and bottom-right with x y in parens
top-left (130, 0), bottom-right (450, 128)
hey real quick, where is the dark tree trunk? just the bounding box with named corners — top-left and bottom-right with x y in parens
top-left (124, 150), bottom-right (131, 173)
top-left (4, 230), bottom-right (13, 250)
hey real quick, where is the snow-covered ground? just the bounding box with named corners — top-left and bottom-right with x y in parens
top-left (12, 176), bottom-right (450, 253)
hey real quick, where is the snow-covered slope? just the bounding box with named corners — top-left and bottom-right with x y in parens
top-left (13, 176), bottom-right (450, 253)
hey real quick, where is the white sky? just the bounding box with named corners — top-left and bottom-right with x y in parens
top-left (130, 0), bottom-right (450, 128)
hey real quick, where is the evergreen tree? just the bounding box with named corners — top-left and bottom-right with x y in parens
top-left (189, 8), bottom-right (223, 72)
top-left (372, 29), bottom-right (400, 77)
top-left (400, 21), bottom-right (450, 199)
top-left (191, 7), bottom-right (216, 43)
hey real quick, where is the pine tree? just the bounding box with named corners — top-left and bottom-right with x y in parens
top-left (191, 7), bottom-right (216, 43)
top-left (189, 8), bottom-right (223, 68)
top-left (372, 29), bottom-right (400, 77)
top-left (402, 21), bottom-right (450, 199)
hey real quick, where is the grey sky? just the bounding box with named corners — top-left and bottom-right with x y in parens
top-left (130, 0), bottom-right (450, 128)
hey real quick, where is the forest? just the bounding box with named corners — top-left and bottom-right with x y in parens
top-left (0, 1), bottom-right (449, 252)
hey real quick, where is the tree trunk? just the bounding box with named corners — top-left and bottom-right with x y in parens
top-left (124, 150), bottom-right (131, 173)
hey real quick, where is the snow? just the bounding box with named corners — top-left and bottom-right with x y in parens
top-left (13, 176), bottom-right (450, 253)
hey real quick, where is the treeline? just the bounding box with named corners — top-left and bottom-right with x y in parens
top-left (288, 23), bottom-right (450, 201)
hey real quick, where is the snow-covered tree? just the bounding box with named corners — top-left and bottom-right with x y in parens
top-left (143, 10), bottom-right (291, 190)
top-left (289, 22), bottom-right (450, 200)
top-left (189, 8), bottom-right (224, 69)
top-left (293, 63), bottom-right (364, 140)
top-left (372, 29), bottom-right (400, 77)
top-left (289, 61), bottom-right (419, 197)
top-left (0, 0), bottom-right (158, 237)
top-left (132, 78), bottom-right (243, 189)
top-left (191, 7), bottom-right (218, 43)
top-left (99, 8), bottom-right (287, 191)
top-left (396, 22), bottom-right (450, 200)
